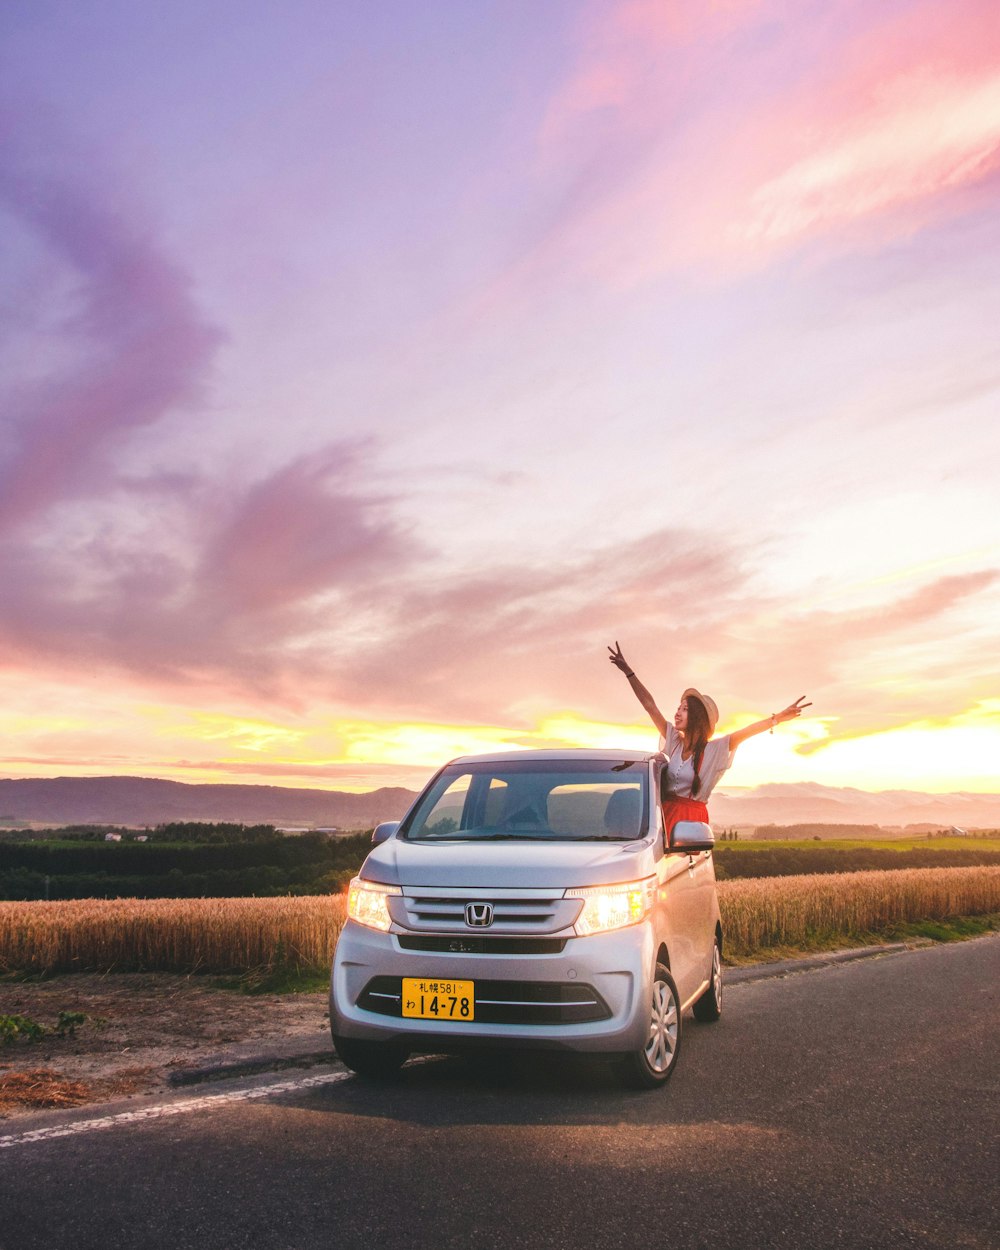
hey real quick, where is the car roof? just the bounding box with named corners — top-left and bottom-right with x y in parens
top-left (448, 747), bottom-right (658, 765)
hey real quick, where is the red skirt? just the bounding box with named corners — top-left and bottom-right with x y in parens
top-left (661, 797), bottom-right (709, 845)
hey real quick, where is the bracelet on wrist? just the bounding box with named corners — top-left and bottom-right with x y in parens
top-left (625, 669), bottom-right (635, 678)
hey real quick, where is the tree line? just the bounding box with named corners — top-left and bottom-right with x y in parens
top-left (713, 845), bottom-right (1000, 880)
top-left (0, 825), bottom-right (371, 901)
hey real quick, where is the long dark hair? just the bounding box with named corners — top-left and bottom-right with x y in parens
top-left (685, 696), bottom-right (712, 797)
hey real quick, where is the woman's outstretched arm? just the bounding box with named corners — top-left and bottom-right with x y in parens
top-left (607, 642), bottom-right (669, 739)
top-left (729, 696), bottom-right (812, 750)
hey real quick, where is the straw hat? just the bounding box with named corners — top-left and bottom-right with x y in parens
top-left (682, 688), bottom-right (719, 735)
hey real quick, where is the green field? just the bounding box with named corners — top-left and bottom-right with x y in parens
top-left (730, 835), bottom-right (1000, 852)
top-left (713, 837), bottom-right (1000, 881)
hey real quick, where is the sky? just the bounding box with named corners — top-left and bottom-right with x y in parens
top-left (1, 0), bottom-right (999, 797)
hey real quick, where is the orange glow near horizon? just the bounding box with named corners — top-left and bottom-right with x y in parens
top-left (2, 699), bottom-right (999, 795)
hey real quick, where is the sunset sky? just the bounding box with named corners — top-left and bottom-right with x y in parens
top-left (2, 0), bottom-right (999, 796)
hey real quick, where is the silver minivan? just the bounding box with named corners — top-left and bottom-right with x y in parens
top-left (330, 749), bottom-right (723, 1088)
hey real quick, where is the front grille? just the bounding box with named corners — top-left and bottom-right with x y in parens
top-left (397, 936), bottom-right (567, 955)
top-left (357, 976), bottom-right (610, 1025)
top-left (397, 889), bottom-right (579, 934)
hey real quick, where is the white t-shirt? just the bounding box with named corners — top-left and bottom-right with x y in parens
top-left (659, 725), bottom-right (735, 801)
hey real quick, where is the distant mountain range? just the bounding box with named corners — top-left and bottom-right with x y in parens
top-left (0, 776), bottom-right (414, 829)
top-left (711, 782), bottom-right (999, 830)
top-left (0, 774), bottom-right (997, 830)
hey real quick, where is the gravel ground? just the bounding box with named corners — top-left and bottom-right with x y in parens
top-left (0, 973), bottom-right (330, 1116)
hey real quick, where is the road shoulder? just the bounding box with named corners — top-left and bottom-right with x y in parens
top-left (4, 932), bottom-right (998, 1117)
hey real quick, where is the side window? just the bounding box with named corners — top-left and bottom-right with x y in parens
top-left (412, 774), bottom-right (472, 836)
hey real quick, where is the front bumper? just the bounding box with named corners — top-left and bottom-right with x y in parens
top-left (330, 918), bottom-right (655, 1054)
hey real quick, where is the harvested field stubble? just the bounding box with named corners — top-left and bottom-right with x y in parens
top-left (1, 867), bottom-right (998, 975)
top-left (0, 1069), bottom-right (92, 1114)
top-left (719, 865), bottom-right (1000, 956)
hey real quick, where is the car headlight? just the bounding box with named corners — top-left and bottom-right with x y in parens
top-left (567, 877), bottom-right (656, 936)
top-left (346, 877), bottom-right (401, 932)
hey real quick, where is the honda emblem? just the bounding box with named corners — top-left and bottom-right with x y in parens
top-left (465, 902), bottom-right (494, 927)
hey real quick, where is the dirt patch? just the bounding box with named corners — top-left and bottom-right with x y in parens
top-left (0, 1066), bottom-right (156, 1115)
top-left (0, 972), bottom-right (330, 1117)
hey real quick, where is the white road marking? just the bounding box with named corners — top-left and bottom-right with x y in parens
top-left (0, 1070), bottom-right (353, 1151)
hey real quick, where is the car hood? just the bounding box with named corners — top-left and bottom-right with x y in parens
top-left (361, 835), bottom-right (656, 889)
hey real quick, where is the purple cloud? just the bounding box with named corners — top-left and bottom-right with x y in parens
top-left (198, 442), bottom-right (414, 615)
top-left (0, 435), bottom-right (422, 702)
top-left (0, 114), bottom-right (417, 700)
top-left (0, 111), bottom-right (223, 534)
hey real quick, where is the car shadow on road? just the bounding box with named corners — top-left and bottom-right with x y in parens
top-left (273, 1018), bottom-right (754, 1130)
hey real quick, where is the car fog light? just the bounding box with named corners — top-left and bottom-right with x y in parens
top-left (567, 878), bottom-right (656, 936)
top-left (346, 877), bottom-right (401, 932)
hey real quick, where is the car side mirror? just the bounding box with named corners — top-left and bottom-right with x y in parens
top-left (670, 821), bottom-right (715, 853)
top-left (371, 821), bottom-right (400, 846)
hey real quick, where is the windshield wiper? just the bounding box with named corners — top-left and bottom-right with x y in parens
top-left (472, 833), bottom-right (638, 842)
top-left (576, 834), bottom-right (640, 840)
top-left (417, 831), bottom-right (642, 842)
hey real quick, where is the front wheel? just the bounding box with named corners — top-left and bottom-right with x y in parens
top-left (618, 962), bottom-right (682, 1089)
top-left (692, 935), bottom-right (723, 1023)
top-left (333, 1033), bottom-right (409, 1078)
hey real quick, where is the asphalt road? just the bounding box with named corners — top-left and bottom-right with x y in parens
top-left (2, 936), bottom-right (998, 1250)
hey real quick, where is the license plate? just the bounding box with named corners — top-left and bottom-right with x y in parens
top-left (401, 978), bottom-right (475, 1021)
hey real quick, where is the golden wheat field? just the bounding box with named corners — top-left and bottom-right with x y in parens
top-left (0, 865), bottom-right (998, 975)
top-left (718, 865), bottom-right (1000, 956)
top-left (0, 895), bottom-right (347, 976)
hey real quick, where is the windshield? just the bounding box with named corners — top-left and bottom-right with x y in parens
top-left (403, 760), bottom-right (649, 842)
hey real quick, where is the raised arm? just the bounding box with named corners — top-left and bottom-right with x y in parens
top-left (729, 696), bottom-right (812, 750)
top-left (607, 642), bottom-right (669, 739)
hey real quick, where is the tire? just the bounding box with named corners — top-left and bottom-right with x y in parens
top-left (333, 1033), bottom-right (409, 1078)
top-left (693, 935), bottom-right (723, 1023)
top-left (618, 962), bottom-right (682, 1089)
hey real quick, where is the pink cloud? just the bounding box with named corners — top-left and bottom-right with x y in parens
top-left (0, 435), bottom-right (422, 705)
top-left (711, 569), bottom-right (1000, 741)
top-left (674, 2), bottom-right (1000, 267)
top-left (516, 0), bottom-right (1000, 293)
top-left (729, 7), bottom-right (1000, 255)
top-left (541, 0), bottom-right (768, 146)
top-left (324, 528), bottom-right (756, 722)
top-left (330, 548), bottom-right (999, 741)
top-left (198, 443), bottom-right (414, 614)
